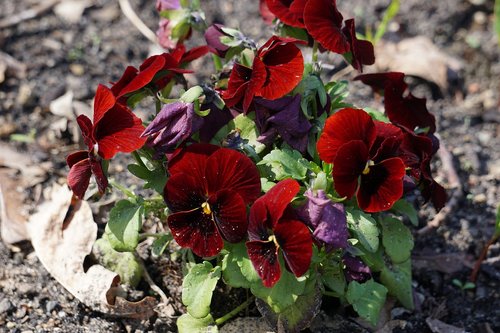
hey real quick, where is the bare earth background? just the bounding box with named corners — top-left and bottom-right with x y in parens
top-left (0, 0), bottom-right (499, 332)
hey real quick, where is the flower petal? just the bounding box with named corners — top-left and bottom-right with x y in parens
top-left (304, 0), bottom-right (349, 54)
top-left (246, 240), bottom-right (281, 287)
top-left (205, 148), bottom-right (261, 203)
top-left (164, 172), bottom-right (205, 212)
top-left (256, 179), bottom-right (300, 226)
top-left (342, 19), bottom-right (375, 72)
top-left (89, 155), bottom-right (108, 194)
top-left (248, 199), bottom-right (272, 241)
top-left (266, 0), bottom-right (307, 28)
top-left (274, 219), bottom-right (312, 277)
top-left (168, 143), bottom-right (219, 178)
top-left (332, 140), bottom-right (369, 199)
top-left (317, 108), bottom-right (376, 163)
top-left (76, 115), bottom-right (95, 149)
top-left (67, 156), bottom-right (92, 199)
top-left (94, 103), bottom-right (146, 159)
top-left (116, 55), bottom-right (166, 97)
top-left (210, 189), bottom-right (248, 243)
top-left (357, 157), bottom-right (405, 212)
top-left (93, 84), bottom-right (117, 126)
top-left (168, 209), bottom-right (223, 257)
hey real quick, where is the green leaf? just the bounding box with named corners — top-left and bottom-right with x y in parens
top-left (391, 199), bottom-right (419, 226)
top-left (151, 234), bottom-right (173, 257)
top-left (380, 260), bottom-right (414, 309)
top-left (127, 164), bottom-right (167, 195)
top-left (259, 148), bottom-right (310, 181)
top-left (105, 199), bottom-right (144, 252)
top-left (380, 217), bottom-right (414, 264)
top-left (210, 113), bottom-right (265, 154)
top-left (251, 266), bottom-right (307, 313)
top-left (321, 262), bottom-right (346, 297)
top-left (182, 262), bottom-right (221, 319)
top-left (365, 107), bottom-right (390, 123)
top-left (256, 282), bottom-right (322, 332)
top-left (221, 245), bottom-right (252, 289)
top-left (359, 245), bottom-right (385, 272)
top-left (177, 313), bottom-right (218, 333)
top-left (279, 24), bottom-right (309, 42)
top-left (373, 0), bottom-right (400, 43)
top-left (93, 238), bottom-right (143, 287)
top-left (180, 86), bottom-right (204, 103)
top-left (260, 178), bottom-right (276, 193)
top-left (346, 279), bottom-right (388, 326)
top-left (346, 209), bottom-right (380, 253)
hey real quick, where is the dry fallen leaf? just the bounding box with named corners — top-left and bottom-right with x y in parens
top-left (54, 0), bottom-right (94, 24)
top-left (27, 184), bottom-right (157, 319)
top-left (373, 36), bottom-right (463, 92)
top-left (0, 169), bottom-right (29, 244)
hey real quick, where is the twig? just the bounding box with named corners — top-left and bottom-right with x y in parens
top-left (118, 0), bottom-right (158, 44)
top-left (470, 235), bottom-right (499, 283)
top-left (417, 138), bottom-right (462, 235)
top-left (134, 252), bottom-right (170, 305)
top-left (0, 0), bottom-right (61, 29)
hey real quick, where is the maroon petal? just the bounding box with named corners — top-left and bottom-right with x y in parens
top-left (257, 37), bottom-right (304, 100)
top-left (66, 150), bottom-right (89, 168)
top-left (274, 219), bottom-right (312, 277)
top-left (168, 143), bottom-right (219, 178)
top-left (205, 148), bottom-right (261, 203)
top-left (94, 103), bottom-right (146, 160)
top-left (168, 209), bottom-right (223, 257)
top-left (222, 63), bottom-right (254, 110)
top-left (317, 108), bottom-right (376, 163)
top-left (304, 0), bottom-right (349, 54)
top-left (246, 240), bottom-right (281, 287)
top-left (89, 155), bottom-right (108, 194)
top-left (117, 55), bottom-right (166, 97)
top-left (76, 115), bottom-right (95, 149)
top-left (259, 0), bottom-right (275, 25)
top-left (243, 57), bottom-right (267, 111)
top-left (93, 84), bottom-right (117, 125)
top-left (111, 66), bottom-right (139, 97)
top-left (164, 172), bottom-right (205, 212)
top-left (248, 199), bottom-right (273, 241)
top-left (357, 157), bottom-right (405, 212)
top-left (332, 140), bottom-right (369, 199)
top-left (180, 45), bottom-right (209, 64)
top-left (354, 72), bottom-right (407, 95)
top-left (258, 179), bottom-right (300, 226)
top-left (67, 156), bottom-right (92, 199)
top-left (342, 19), bottom-right (375, 72)
top-left (209, 189), bottom-right (248, 243)
top-left (266, 0), bottom-right (307, 28)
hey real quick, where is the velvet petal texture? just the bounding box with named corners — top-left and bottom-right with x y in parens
top-left (66, 151), bottom-right (108, 199)
top-left (303, 0), bottom-right (349, 54)
top-left (342, 19), bottom-right (375, 72)
top-left (204, 24), bottom-right (231, 57)
top-left (332, 140), bottom-right (369, 199)
top-left (265, 0), bottom-right (307, 28)
top-left (317, 108), bottom-right (376, 163)
top-left (246, 179), bottom-right (312, 287)
top-left (164, 144), bottom-right (261, 257)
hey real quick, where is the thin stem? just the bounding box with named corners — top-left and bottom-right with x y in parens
top-left (312, 40), bottom-right (319, 63)
top-left (109, 179), bottom-right (136, 199)
top-left (215, 296), bottom-right (255, 326)
top-left (470, 235), bottom-right (499, 283)
top-left (212, 54), bottom-right (223, 72)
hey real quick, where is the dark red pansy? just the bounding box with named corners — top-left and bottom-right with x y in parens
top-left (265, 0), bottom-right (308, 28)
top-left (222, 36), bottom-right (304, 112)
top-left (259, 0), bottom-right (275, 25)
top-left (303, 0), bottom-right (348, 54)
top-left (164, 144), bottom-right (261, 257)
top-left (246, 179), bottom-right (313, 287)
top-left (318, 108), bottom-right (406, 212)
top-left (66, 85), bottom-right (146, 198)
top-left (354, 72), bottom-right (436, 134)
top-left (171, 43), bottom-right (209, 66)
top-left (341, 19), bottom-right (375, 72)
top-left (111, 53), bottom-right (190, 99)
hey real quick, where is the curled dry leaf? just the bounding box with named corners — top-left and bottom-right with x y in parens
top-left (0, 169), bottom-right (29, 244)
top-left (373, 36), bottom-right (463, 92)
top-left (27, 184), bottom-right (157, 319)
top-left (426, 318), bottom-right (468, 333)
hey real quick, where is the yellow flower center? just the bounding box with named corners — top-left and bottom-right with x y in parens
top-left (201, 202), bottom-right (212, 215)
top-left (362, 160), bottom-right (375, 175)
top-left (267, 234), bottom-right (279, 247)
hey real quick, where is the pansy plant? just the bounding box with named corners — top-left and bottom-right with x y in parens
top-left (65, 0), bottom-right (445, 332)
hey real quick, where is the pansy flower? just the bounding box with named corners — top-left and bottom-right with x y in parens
top-left (317, 108), bottom-right (406, 212)
top-left (222, 36), bottom-right (304, 112)
top-left (164, 144), bottom-right (261, 257)
top-left (246, 179), bottom-right (313, 288)
top-left (265, 0), bottom-right (308, 28)
top-left (67, 85), bottom-right (146, 199)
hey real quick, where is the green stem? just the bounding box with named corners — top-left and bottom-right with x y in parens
top-left (109, 179), bottom-right (136, 199)
top-left (215, 296), bottom-right (255, 326)
top-left (312, 40), bottom-right (319, 63)
top-left (212, 54), bottom-right (223, 72)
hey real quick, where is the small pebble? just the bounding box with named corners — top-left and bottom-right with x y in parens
top-left (58, 310), bottom-right (66, 318)
top-left (473, 193), bottom-right (487, 203)
top-left (0, 299), bottom-right (13, 314)
top-left (46, 300), bottom-right (59, 313)
top-left (6, 322), bottom-right (16, 329)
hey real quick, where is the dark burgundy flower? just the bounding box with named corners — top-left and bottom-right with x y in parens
top-left (246, 179), bottom-right (313, 287)
top-left (265, 0), bottom-right (308, 28)
top-left (222, 36), bottom-right (304, 112)
top-left (298, 189), bottom-right (348, 251)
top-left (164, 144), bottom-right (261, 257)
top-left (66, 85), bottom-right (146, 198)
top-left (354, 72), bottom-right (436, 134)
top-left (141, 101), bottom-right (203, 155)
top-left (317, 108), bottom-right (406, 212)
top-left (204, 24), bottom-right (232, 58)
top-left (171, 43), bottom-right (209, 66)
top-left (254, 95), bottom-right (311, 153)
top-left (343, 254), bottom-right (371, 282)
top-left (259, 0), bottom-right (275, 25)
top-left (111, 53), bottom-right (190, 99)
top-left (303, 0), bottom-right (374, 71)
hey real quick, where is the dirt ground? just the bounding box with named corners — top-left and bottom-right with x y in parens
top-left (0, 0), bottom-right (499, 332)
